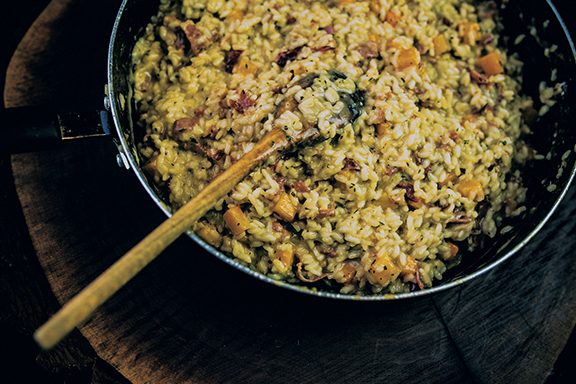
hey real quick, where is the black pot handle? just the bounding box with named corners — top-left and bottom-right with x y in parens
top-left (0, 106), bottom-right (111, 154)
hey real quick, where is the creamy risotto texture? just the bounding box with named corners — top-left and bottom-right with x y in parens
top-left (133, 0), bottom-right (546, 294)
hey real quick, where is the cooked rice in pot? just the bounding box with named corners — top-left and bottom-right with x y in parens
top-left (132, 0), bottom-right (555, 294)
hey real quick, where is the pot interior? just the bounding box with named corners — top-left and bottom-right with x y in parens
top-left (108, 0), bottom-right (576, 299)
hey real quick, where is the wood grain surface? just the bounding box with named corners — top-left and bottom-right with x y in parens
top-left (3, 0), bottom-right (576, 383)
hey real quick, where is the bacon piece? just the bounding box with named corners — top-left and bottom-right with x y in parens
top-left (343, 158), bottom-right (361, 171)
top-left (276, 46), bottom-right (303, 67)
top-left (470, 69), bottom-right (489, 85)
top-left (398, 181), bottom-right (424, 208)
top-left (189, 143), bottom-right (224, 162)
top-left (173, 117), bottom-right (198, 133)
top-left (205, 147), bottom-right (224, 161)
top-left (356, 41), bottom-right (379, 59)
top-left (229, 91), bottom-right (256, 114)
top-left (320, 247), bottom-right (337, 258)
top-left (182, 23), bottom-right (206, 55)
top-left (292, 181), bottom-right (310, 193)
top-left (224, 50), bottom-right (243, 73)
top-left (275, 175), bottom-right (287, 189)
top-left (312, 46), bottom-right (335, 53)
top-left (318, 208), bottom-right (335, 218)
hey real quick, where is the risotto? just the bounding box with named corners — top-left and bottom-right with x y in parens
top-left (132, 0), bottom-right (547, 294)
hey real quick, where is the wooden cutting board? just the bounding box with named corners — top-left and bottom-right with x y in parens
top-left (5, 0), bottom-right (576, 383)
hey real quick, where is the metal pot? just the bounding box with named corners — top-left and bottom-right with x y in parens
top-left (3, 0), bottom-right (576, 300)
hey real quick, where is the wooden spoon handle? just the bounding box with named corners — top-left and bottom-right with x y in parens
top-left (34, 127), bottom-right (288, 349)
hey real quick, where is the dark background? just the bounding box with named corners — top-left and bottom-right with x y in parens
top-left (1, 0), bottom-right (575, 383)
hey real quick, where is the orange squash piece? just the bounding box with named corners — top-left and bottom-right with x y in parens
top-left (224, 206), bottom-right (251, 236)
top-left (234, 56), bottom-right (258, 76)
top-left (478, 52), bottom-right (504, 76)
top-left (433, 35), bottom-right (451, 56)
top-left (368, 256), bottom-right (401, 286)
top-left (385, 10), bottom-right (401, 27)
top-left (273, 192), bottom-right (299, 222)
top-left (274, 246), bottom-right (295, 271)
top-left (396, 47), bottom-right (420, 70)
top-left (456, 179), bottom-right (485, 201)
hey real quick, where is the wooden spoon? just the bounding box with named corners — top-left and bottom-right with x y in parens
top-left (34, 72), bottom-right (364, 349)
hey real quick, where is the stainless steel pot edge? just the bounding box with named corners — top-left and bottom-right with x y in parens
top-left (106, 0), bottom-right (576, 301)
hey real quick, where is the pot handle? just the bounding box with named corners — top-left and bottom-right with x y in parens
top-left (0, 106), bottom-right (111, 153)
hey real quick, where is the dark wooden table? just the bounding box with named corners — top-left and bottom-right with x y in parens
top-left (2, 1), bottom-right (576, 383)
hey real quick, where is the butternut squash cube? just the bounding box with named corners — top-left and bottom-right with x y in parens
top-left (396, 47), bottom-right (421, 70)
top-left (478, 52), bottom-right (504, 76)
top-left (234, 56), bottom-right (258, 76)
top-left (224, 206), bottom-right (251, 236)
top-left (385, 10), bottom-right (401, 27)
top-left (273, 192), bottom-right (298, 222)
top-left (274, 246), bottom-right (295, 273)
top-left (456, 179), bottom-right (485, 201)
top-left (333, 263), bottom-right (357, 284)
top-left (376, 122), bottom-right (391, 137)
top-left (368, 256), bottom-right (401, 286)
top-left (433, 35), bottom-right (451, 56)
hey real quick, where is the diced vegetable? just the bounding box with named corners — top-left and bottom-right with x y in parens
top-left (292, 181), bottom-right (310, 193)
top-left (376, 122), bottom-right (391, 137)
top-left (234, 56), bottom-right (258, 76)
top-left (224, 50), bottom-right (242, 73)
top-left (459, 22), bottom-right (481, 45)
top-left (396, 47), bottom-right (421, 70)
top-left (456, 179), bottom-right (485, 201)
top-left (398, 181), bottom-right (425, 209)
top-left (273, 192), bottom-right (299, 222)
top-left (223, 206), bottom-right (251, 236)
top-left (433, 35), bottom-right (451, 56)
top-left (339, 0), bottom-right (356, 5)
top-left (332, 263), bottom-right (357, 284)
top-left (385, 10), bottom-right (401, 27)
top-left (356, 41), bottom-right (379, 59)
top-left (368, 256), bottom-right (401, 286)
top-left (274, 246), bottom-right (294, 273)
top-left (478, 52), bottom-right (504, 76)
top-left (197, 224), bottom-right (222, 247)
